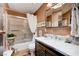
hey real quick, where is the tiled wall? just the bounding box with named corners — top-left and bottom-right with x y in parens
top-left (35, 3), bottom-right (71, 36)
top-left (8, 15), bottom-right (33, 44)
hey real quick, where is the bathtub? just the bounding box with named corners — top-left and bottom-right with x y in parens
top-left (12, 41), bottom-right (35, 51)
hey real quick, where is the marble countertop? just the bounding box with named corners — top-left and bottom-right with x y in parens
top-left (35, 37), bottom-right (79, 56)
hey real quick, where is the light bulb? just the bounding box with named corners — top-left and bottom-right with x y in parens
top-left (47, 3), bottom-right (52, 7)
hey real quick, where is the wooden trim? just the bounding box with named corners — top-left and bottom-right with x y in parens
top-left (3, 3), bottom-right (26, 17)
top-left (62, 3), bottom-right (73, 15)
top-left (5, 9), bottom-right (26, 17)
top-left (34, 3), bottom-right (47, 15)
top-left (3, 3), bottom-right (10, 9)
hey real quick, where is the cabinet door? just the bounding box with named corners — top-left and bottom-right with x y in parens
top-left (45, 48), bottom-right (58, 56)
top-left (35, 42), bottom-right (45, 56)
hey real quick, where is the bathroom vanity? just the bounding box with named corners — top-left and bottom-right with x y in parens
top-left (35, 40), bottom-right (64, 56)
top-left (35, 37), bottom-right (79, 56)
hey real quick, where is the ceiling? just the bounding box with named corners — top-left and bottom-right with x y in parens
top-left (8, 3), bottom-right (43, 14)
top-left (0, 3), bottom-right (43, 14)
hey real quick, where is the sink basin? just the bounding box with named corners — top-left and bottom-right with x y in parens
top-left (37, 35), bottom-right (73, 45)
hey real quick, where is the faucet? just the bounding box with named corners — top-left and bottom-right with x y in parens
top-left (65, 35), bottom-right (74, 43)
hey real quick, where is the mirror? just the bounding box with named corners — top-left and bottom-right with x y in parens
top-left (45, 3), bottom-right (72, 28)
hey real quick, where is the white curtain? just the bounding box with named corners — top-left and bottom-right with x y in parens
top-left (27, 13), bottom-right (37, 42)
top-left (71, 4), bottom-right (79, 37)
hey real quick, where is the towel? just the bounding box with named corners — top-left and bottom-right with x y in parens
top-left (75, 5), bottom-right (79, 37)
top-left (71, 4), bottom-right (79, 37)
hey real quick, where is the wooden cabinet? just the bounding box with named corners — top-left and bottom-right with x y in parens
top-left (35, 42), bottom-right (45, 56)
top-left (35, 40), bottom-right (64, 56)
top-left (45, 48), bottom-right (57, 56)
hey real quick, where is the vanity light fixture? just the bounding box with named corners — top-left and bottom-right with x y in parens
top-left (47, 3), bottom-right (65, 9)
top-left (52, 3), bottom-right (64, 9)
top-left (47, 3), bottom-right (52, 8)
